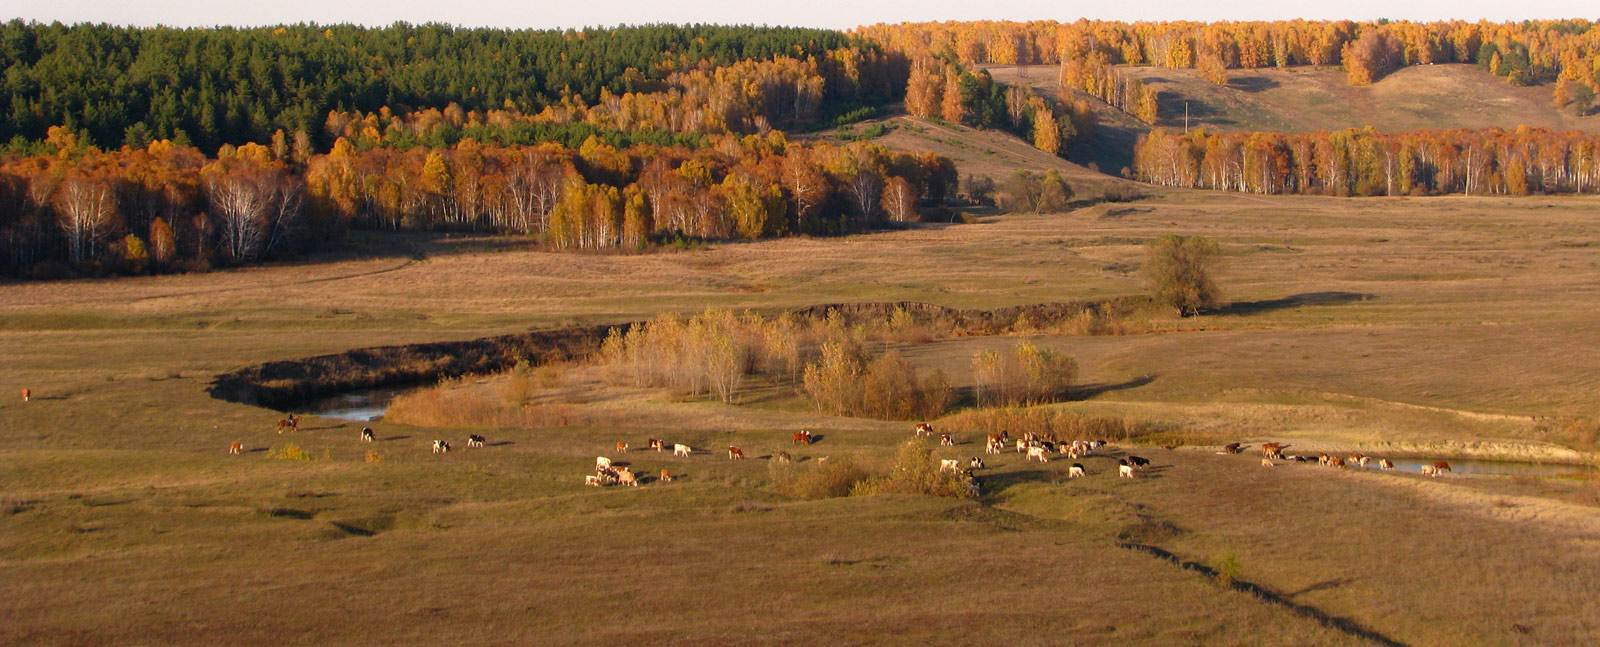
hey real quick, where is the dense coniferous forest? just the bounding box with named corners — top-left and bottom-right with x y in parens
top-left (0, 22), bottom-right (865, 151)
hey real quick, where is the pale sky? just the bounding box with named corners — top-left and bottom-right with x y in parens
top-left (6, 0), bottom-right (1598, 31)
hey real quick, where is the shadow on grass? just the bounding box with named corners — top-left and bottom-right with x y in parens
top-left (1287, 578), bottom-right (1356, 597)
top-left (979, 468), bottom-right (1060, 495)
top-left (328, 521), bottom-right (377, 537)
top-left (1218, 292), bottom-right (1375, 316)
top-left (1117, 542), bottom-right (1409, 647)
top-left (1072, 375), bottom-right (1157, 400)
top-left (1229, 76), bottom-right (1281, 93)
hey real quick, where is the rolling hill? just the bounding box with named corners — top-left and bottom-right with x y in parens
top-left (987, 63), bottom-right (1600, 175)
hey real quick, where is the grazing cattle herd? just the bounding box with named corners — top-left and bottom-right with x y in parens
top-left (224, 409), bottom-right (1476, 492)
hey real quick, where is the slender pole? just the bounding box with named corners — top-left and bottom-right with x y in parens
top-left (1184, 101), bottom-right (1190, 134)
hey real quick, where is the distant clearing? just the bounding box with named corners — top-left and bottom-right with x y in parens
top-left (987, 63), bottom-right (1600, 175)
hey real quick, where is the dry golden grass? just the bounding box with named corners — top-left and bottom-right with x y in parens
top-left (988, 63), bottom-right (1600, 137)
top-left (6, 123), bottom-right (1600, 645)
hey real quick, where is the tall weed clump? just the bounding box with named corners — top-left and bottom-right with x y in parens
top-left (769, 458), bottom-right (873, 499)
top-left (851, 439), bottom-right (973, 498)
top-left (802, 323), bottom-right (952, 420)
top-left (769, 440), bottom-right (972, 500)
top-left (597, 309), bottom-right (807, 403)
top-left (971, 340), bottom-right (1077, 407)
top-left (269, 443), bottom-right (312, 461)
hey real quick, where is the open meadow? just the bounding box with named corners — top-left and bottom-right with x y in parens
top-left (5, 149), bottom-right (1600, 645)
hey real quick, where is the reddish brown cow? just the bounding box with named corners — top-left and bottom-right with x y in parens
top-left (20, 388), bottom-right (30, 402)
top-left (228, 442), bottom-right (243, 455)
top-left (793, 431), bottom-right (813, 446)
top-left (648, 438), bottom-right (664, 452)
top-left (1433, 461), bottom-right (1452, 474)
top-left (940, 434), bottom-right (954, 447)
top-left (660, 469), bottom-right (674, 483)
top-left (915, 423), bottom-right (933, 437)
top-left (728, 446), bottom-right (745, 460)
top-left (616, 441), bottom-right (629, 454)
top-left (1329, 456), bottom-right (1347, 469)
top-left (1261, 442), bottom-right (1284, 459)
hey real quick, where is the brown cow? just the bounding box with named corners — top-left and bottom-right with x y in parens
top-left (914, 423), bottom-right (933, 437)
top-left (793, 431), bottom-right (813, 446)
top-left (648, 438), bottom-right (664, 452)
top-left (728, 446), bottom-right (745, 460)
top-left (228, 442), bottom-right (243, 455)
top-left (277, 419), bottom-right (292, 433)
top-left (940, 434), bottom-right (954, 447)
top-left (616, 441), bottom-right (628, 454)
top-left (1432, 461), bottom-right (1452, 475)
top-left (659, 469), bottom-right (674, 483)
top-left (20, 388), bottom-right (30, 402)
top-left (1379, 459), bottom-right (1396, 471)
top-left (1329, 456), bottom-right (1347, 469)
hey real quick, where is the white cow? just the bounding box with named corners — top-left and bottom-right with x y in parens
top-left (596, 456), bottom-right (613, 471)
top-left (673, 444), bottom-right (692, 457)
top-left (938, 459), bottom-right (961, 474)
top-left (1119, 462), bottom-right (1135, 478)
top-left (1068, 464), bottom-right (1086, 479)
top-left (1027, 446), bottom-right (1049, 463)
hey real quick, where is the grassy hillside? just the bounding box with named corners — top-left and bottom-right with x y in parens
top-left (6, 117), bottom-right (1600, 645)
top-left (988, 63), bottom-right (1600, 175)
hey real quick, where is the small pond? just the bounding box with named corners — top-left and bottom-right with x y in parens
top-left (299, 387), bottom-right (417, 422)
top-left (1347, 457), bottom-right (1592, 478)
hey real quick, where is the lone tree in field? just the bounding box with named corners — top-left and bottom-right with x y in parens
top-left (1143, 234), bottom-right (1224, 316)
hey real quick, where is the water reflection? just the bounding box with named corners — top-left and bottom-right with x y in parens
top-left (301, 387), bottom-right (415, 422)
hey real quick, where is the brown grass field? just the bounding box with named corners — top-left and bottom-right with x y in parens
top-left (983, 63), bottom-right (1600, 176)
top-left (4, 120), bottom-right (1600, 645)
